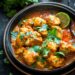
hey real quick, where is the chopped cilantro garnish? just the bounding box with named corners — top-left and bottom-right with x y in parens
top-left (36, 24), bottom-right (49, 32)
top-left (42, 48), bottom-right (50, 57)
top-left (36, 57), bottom-right (46, 63)
top-left (39, 24), bottom-right (48, 32)
top-left (55, 51), bottom-right (65, 57)
top-left (19, 33), bottom-right (25, 40)
top-left (48, 28), bottom-right (57, 36)
top-left (25, 31), bottom-right (32, 36)
top-left (29, 45), bottom-right (41, 52)
top-left (54, 37), bottom-right (61, 44)
top-left (11, 32), bottom-right (18, 40)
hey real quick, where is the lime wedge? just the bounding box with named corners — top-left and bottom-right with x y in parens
top-left (56, 12), bottom-right (70, 28)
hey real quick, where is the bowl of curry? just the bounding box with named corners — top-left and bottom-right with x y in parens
top-left (3, 2), bottom-right (75, 75)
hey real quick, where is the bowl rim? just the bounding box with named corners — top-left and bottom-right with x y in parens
top-left (3, 2), bottom-right (75, 74)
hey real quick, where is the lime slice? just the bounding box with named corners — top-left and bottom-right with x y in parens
top-left (56, 12), bottom-right (70, 28)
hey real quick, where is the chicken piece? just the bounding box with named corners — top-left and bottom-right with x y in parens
top-left (52, 26), bottom-right (62, 39)
top-left (46, 15), bottom-right (60, 26)
top-left (23, 50), bottom-right (38, 65)
top-left (36, 61), bottom-right (45, 69)
top-left (11, 39), bottom-right (16, 47)
top-left (47, 55), bottom-right (64, 68)
top-left (25, 37), bottom-right (43, 46)
top-left (25, 31), bottom-right (43, 46)
top-left (59, 41), bottom-right (75, 53)
top-left (16, 33), bottom-right (24, 47)
top-left (22, 19), bottom-right (34, 26)
top-left (51, 26), bottom-right (62, 32)
top-left (15, 47), bottom-right (25, 54)
top-left (59, 41), bottom-right (70, 53)
top-left (47, 42), bottom-right (58, 52)
top-left (33, 17), bottom-right (46, 26)
top-left (25, 38), bottom-right (35, 46)
top-left (20, 26), bottom-right (33, 33)
top-left (40, 30), bottom-right (48, 36)
top-left (13, 26), bottom-right (19, 32)
top-left (67, 44), bottom-right (75, 52)
top-left (57, 31), bottom-right (62, 39)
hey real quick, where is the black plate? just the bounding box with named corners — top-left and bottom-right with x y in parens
top-left (3, 2), bottom-right (75, 75)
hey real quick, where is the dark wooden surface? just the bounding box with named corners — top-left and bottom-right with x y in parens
top-left (0, 0), bottom-right (75, 75)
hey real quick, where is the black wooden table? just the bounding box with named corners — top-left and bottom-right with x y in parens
top-left (0, 0), bottom-right (75, 75)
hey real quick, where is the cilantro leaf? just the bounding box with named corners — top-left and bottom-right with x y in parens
top-left (54, 37), bottom-right (61, 44)
top-left (48, 28), bottom-right (57, 36)
top-left (55, 52), bottom-right (65, 57)
top-left (36, 57), bottom-right (46, 63)
top-left (25, 31), bottom-right (32, 36)
top-left (39, 24), bottom-right (48, 32)
top-left (42, 48), bottom-right (50, 57)
top-left (29, 45), bottom-right (41, 52)
top-left (19, 33), bottom-right (25, 40)
top-left (11, 32), bottom-right (18, 40)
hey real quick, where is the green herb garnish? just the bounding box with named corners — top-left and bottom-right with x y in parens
top-left (54, 37), bottom-right (61, 44)
top-left (36, 57), bottom-right (46, 63)
top-left (42, 48), bottom-right (50, 57)
top-left (25, 31), bottom-right (32, 36)
top-left (48, 28), bottom-right (57, 36)
top-left (11, 32), bottom-right (18, 40)
top-left (1, 0), bottom-right (38, 17)
top-left (29, 45), bottom-right (41, 53)
top-left (55, 52), bottom-right (65, 57)
top-left (19, 33), bottom-right (25, 40)
top-left (39, 24), bottom-right (48, 32)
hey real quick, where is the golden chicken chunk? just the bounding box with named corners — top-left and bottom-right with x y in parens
top-left (16, 35), bottom-right (24, 47)
top-left (47, 42), bottom-right (58, 52)
top-left (22, 19), bottom-right (34, 26)
top-left (67, 43), bottom-right (75, 52)
top-left (47, 55), bottom-right (64, 67)
top-left (25, 31), bottom-right (43, 46)
top-left (52, 26), bottom-right (62, 39)
top-left (59, 41), bottom-right (75, 53)
top-left (15, 47), bottom-right (25, 54)
top-left (51, 26), bottom-right (62, 32)
top-left (33, 17), bottom-right (46, 26)
top-left (40, 30), bottom-right (48, 36)
top-left (20, 26), bottom-right (33, 33)
top-left (36, 61), bottom-right (45, 69)
top-left (23, 50), bottom-right (38, 65)
top-left (13, 26), bottom-right (19, 32)
top-left (46, 15), bottom-right (60, 26)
